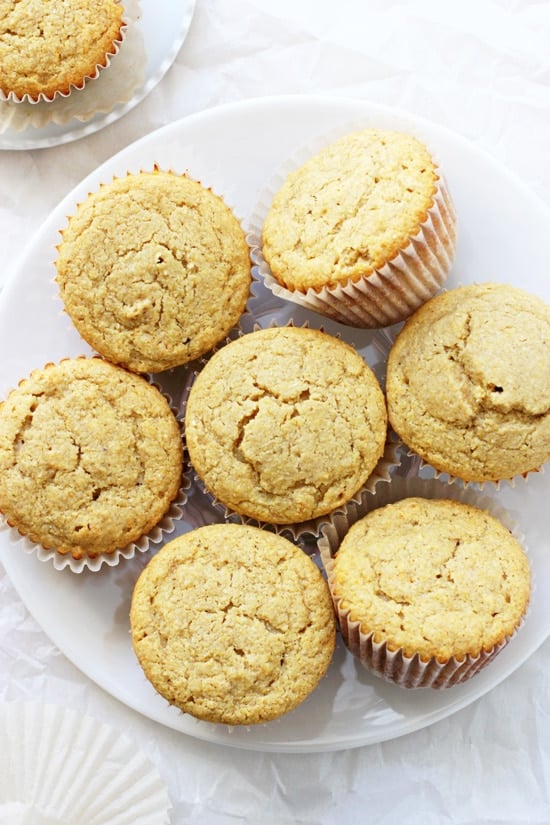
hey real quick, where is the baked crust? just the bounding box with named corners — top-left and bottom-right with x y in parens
top-left (130, 524), bottom-right (336, 725)
top-left (185, 326), bottom-right (388, 524)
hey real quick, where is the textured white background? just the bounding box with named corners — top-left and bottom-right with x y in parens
top-left (1, 1), bottom-right (550, 822)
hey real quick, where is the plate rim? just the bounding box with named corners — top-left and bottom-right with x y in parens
top-left (1, 93), bottom-right (550, 753)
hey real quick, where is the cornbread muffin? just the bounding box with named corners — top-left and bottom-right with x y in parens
top-left (55, 169), bottom-right (251, 373)
top-left (386, 282), bottom-right (550, 483)
top-left (0, 0), bottom-right (125, 102)
top-left (130, 523), bottom-right (337, 725)
top-left (184, 326), bottom-right (388, 525)
top-left (0, 357), bottom-right (183, 560)
top-left (259, 128), bottom-right (456, 327)
top-left (326, 497), bottom-right (530, 687)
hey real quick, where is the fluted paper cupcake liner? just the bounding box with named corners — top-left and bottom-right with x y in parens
top-left (319, 474), bottom-right (529, 689)
top-left (0, 703), bottom-right (171, 825)
top-left (247, 124), bottom-right (457, 329)
top-left (188, 435), bottom-right (400, 542)
top-left (395, 446), bottom-right (544, 492)
top-left (1, 486), bottom-right (188, 574)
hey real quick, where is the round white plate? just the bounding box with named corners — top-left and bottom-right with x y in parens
top-left (0, 0), bottom-right (196, 150)
top-left (1, 95), bottom-right (549, 753)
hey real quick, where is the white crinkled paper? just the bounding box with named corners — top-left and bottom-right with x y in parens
top-left (1, 1), bottom-right (550, 824)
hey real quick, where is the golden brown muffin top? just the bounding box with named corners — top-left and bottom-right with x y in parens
top-left (0, 0), bottom-right (125, 100)
top-left (261, 128), bottom-right (438, 291)
top-left (130, 523), bottom-right (336, 725)
top-left (386, 282), bottom-right (550, 482)
top-left (185, 326), bottom-right (388, 524)
top-left (55, 170), bottom-right (251, 373)
top-left (0, 357), bottom-right (182, 559)
top-left (332, 497), bottom-right (530, 661)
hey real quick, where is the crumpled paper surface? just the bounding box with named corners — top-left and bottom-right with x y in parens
top-left (1, 1), bottom-right (550, 822)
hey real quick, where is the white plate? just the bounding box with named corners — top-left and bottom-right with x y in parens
top-left (1, 95), bottom-right (549, 753)
top-left (0, 0), bottom-right (196, 150)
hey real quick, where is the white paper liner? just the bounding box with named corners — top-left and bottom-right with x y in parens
top-left (247, 125), bottom-right (457, 329)
top-left (0, 362), bottom-right (190, 574)
top-left (180, 319), bottom-right (401, 541)
top-left (0, 703), bottom-right (171, 825)
top-left (190, 436), bottom-right (399, 542)
top-left (1, 485), bottom-right (188, 575)
top-left (319, 474), bottom-right (530, 689)
top-left (398, 445), bottom-right (545, 492)
top-left (0, 0), bottom-right (144, 131)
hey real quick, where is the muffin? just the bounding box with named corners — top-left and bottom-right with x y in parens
top-left (184, 325), bottom-right (388, 525)
top-left (0, 356), bottom-right (183, 561)
top-left (258, 127), bottom-right (456, 327)
top-left (322, 496), bottom-right (530, 688)
top-left (386, 282), bottom-right (550, 483)
top-left (130, 523), bottom-right (337, 725)
top-left (0, 0), bottom-right (125, 102)
top-left (55, 169), bottom-right (252, 373)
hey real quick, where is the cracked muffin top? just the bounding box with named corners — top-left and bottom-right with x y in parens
top-left (0, 356), bottom-right (183, 559)
top-left (386, 282), bottom-right (550, 482)
top-left (0, 0), bottom-right (125, 101)
top-left (261, 128), bottom-right (439, 292)
top-left (331, 496), bottom-right (530, 661)
top-left (184, 326), bottom-right (388, 524)
top-left (55, 169), bottom-right (251, 373)
top-left (130, 523), bottom-right (336, 725)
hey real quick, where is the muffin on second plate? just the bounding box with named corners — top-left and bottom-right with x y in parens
top-left (55, 168), bottom-right (252, 373)
top-left (386, 282), bottom-right (550, 483)
top-left (184, 325), bottom-right (388, 526)
top-left (0, 0), bottom-right (126, 102)
top-left (322, 495), bottom-right (530, 688)
top-left (130, 523), bottom-right (337, 725)
top-left (0, 356), bottom-right (183, 561)
top-left (259, 127), bottom-right (456, 328)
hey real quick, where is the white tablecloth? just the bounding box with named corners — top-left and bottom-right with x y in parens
top-left (1, 1), bottom-right (549, 822)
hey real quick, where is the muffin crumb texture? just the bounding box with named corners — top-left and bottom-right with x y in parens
top-left (185, 326), bottom-right (387, 524)
top-left (387, 283), bottom-right (550, 481)
top-left (55, 170), bottom-right (251, 373)
top-left (333, 497), bottom-right (530, 662)
top-left (130, 524), bottom-right (336, 725)
top-left (0, 357), bottom-right (183, 559)
top-left (0, 0), bottom-right (125, 100)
